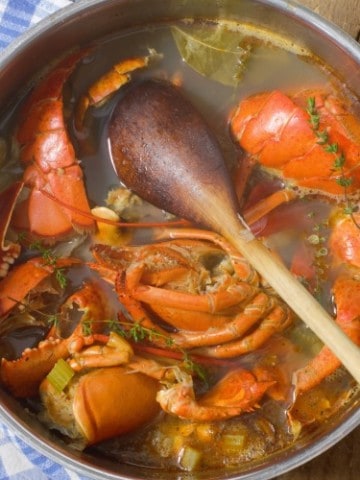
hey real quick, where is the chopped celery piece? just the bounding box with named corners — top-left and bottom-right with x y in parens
top-left (179, 445), bottom-right (202, 471)
top-left (47, 358), bottom-right (74, 393)
top-left (222, 433), bottom-right (247, 450)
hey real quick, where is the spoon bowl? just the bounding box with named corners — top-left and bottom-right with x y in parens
top-left (110, 79), bottom-right (240, 231)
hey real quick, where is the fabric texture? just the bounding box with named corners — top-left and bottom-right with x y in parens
top-left (0, 0), bottom-right (72, 49)
top-left (0, 3), bottom-right (94, 479)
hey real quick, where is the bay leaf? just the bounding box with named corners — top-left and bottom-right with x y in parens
top-left (171, 24), bottom-right (251, 87)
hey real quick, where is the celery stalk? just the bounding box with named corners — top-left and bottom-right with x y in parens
top-left (46, 359), bottom-right (74, 393)
top-left (179, 446), bottom-right (202, 471)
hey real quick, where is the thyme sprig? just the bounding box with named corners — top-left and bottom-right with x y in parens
top-left (81, 318), bottom-right (175, 347)
top-left (306, 97), bottom-right (360, 228)
top-left (28, 240), bottom-right (68, 288)
top-left (182, 351), bottom-right (208, 384)
top-left (115, 320), bottom-right (208, 382)
top-left (82, 317), bottom-right (208, 383)
top-left (7, 297), bottom-right (60, 327)
top-left (306, 97), bottom-right (320, 130)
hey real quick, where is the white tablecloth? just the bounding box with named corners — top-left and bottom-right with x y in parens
top-left (0, 2), bottom-right (93, 478)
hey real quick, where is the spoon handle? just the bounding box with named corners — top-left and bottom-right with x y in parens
top-left (224, 218), bottom-right (360, 385)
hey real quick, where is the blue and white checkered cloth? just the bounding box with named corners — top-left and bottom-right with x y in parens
top-left (0, 2), bottom-right (95, 478)
top-left (0, 0), bottom-right (72, 49)
top-left (0, 423), bottom-right (88, 480)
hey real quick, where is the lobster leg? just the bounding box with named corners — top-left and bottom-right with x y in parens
top-left (195, 305), bottom-right (293, 358)
top-left (157, 367), bottom-right (273, 421)
top-left (132, 282), bottom-right (257, 314)
top-left (294, 275), bottom-right (360, 394)
top-left (75, 56), bottom-right (149, 130)
top-left (173, 292), bottom-right (273, 348)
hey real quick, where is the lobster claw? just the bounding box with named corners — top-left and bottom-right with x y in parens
top-left (40, 366), bottom-right (160, 446)
top-left (0, 257), bottom-right (56, 318)
top-left (0, 181), bottom-right (23, 278)
top-left (0, 282), bottom-right (108, 397)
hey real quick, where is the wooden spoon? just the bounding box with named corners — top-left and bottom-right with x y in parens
top-left (109, 79), bottom-right (360, 384)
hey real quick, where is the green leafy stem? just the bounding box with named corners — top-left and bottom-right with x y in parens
top-left (306, 97), bottom-right (360, 229)
top-left (82, 317), bottom-right (209, 384)
top-left (20, 237), bottom-right (68, 289)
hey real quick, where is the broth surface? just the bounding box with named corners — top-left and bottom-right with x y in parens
top-left (0, 19), bottom-right (359, 474)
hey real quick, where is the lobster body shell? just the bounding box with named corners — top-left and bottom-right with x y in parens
top-left (230, 89), bottom-right (360, 195)
top-left (12, 51), bottom-right (95, 240)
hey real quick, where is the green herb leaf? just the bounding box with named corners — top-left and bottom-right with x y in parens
top-left (82, 319), bottom-right (93, 336)
top-left (309, 114), bottom-right (320, 130)
top-left (325, 142), bottom-right (338, 153)
top-left (55, 268), bottom-right (67, 289)
top-left (344, 205), bottom-right (356, 215)
top-left (316, 130), bottom-right (329, 144)
top-left (47, 314), bottom-right (59, 328)
top-left (306, 97), bottom-right (320, 129)
top-left (108, 318), bottom-right (125, 336)
top-left (336, 176), bottom-right (353, 187)
top-left (333, 153), bottom-right (345, 169)
top-left (171, 24), bottom-right (251, 86)
top-left (306, 97), bottom-right (316, 113)
top-left (17, 232), bottom-right (27, 243)
top-left (183, 353), bottom-right (208, 385)
top-left (29, 240), bottom-right (68, 289)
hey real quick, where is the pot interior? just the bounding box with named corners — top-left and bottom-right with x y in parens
top-left (0, 1), bottom-right (360, 480)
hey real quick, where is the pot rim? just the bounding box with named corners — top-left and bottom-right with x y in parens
top-left (1, 0), bottom-right (360, 65)
top-left (0, 1), bottom-right (360, 479)
top-left (1, 397), bottom-right (360, 480)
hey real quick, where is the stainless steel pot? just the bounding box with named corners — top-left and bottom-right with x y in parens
top-left (0, 1), bottom-right (360, 479)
